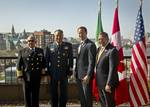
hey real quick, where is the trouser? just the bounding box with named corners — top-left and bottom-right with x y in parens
top-left (23, 80), bottom-right (40, 107)
top-left (50, 78), bottom-right (68, 107)
top-left (76, 79), bottom-right (93, 107)
top-left (98, 88), bottom-right (115, 107)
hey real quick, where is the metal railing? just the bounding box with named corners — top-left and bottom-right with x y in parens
top-left (0, 56), bottom-right (150, 84)
top-left (0, 57), bottom-right (17, 84)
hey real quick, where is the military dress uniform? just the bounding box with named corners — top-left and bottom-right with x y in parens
top-left (45, 41), bottom-right (73, 107)
top-left (16, 47), bottom-right (45, 107)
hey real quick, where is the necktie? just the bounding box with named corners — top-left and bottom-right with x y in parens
top-left (31, 48), bottom-right (34, 53)
top-left (78, 42), bottom-right (84, 54)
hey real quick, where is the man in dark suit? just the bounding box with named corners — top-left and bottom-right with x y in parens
top-left (16, 35), bottom-right (46, 107)
top-left (45, 29), bottom-right (73, 107)
top-left (75, 26), bottom-right (96, 107)
top-left (96, 32), bottom-right (119, 107)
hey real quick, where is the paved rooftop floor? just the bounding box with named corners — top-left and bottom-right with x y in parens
top-left (0, 102), bottom-right (150, 107)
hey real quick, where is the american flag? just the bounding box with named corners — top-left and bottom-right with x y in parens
top-left (129, 5), bottom-right (149, 106)
top-left (111, 3), bottom-right (129, 105)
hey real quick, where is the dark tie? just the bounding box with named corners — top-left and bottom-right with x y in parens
top-left (31, 48), bottom-right (34, 53)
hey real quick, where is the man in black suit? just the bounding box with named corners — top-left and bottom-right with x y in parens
top-left (75, 26), bottom-right (96, 107)
top-left (96, 32), bottom-right (119, 107)
top-left (45, 29), bottom-right (73, 107)
top-left (16, 35), bottom-right (46, 107)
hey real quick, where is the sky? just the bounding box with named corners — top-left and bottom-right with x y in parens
top-left (0, 0), bottom-right (149, 39)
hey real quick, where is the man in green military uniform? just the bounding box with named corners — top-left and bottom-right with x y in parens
top-left (45, 29), bottom-right (73, 107)
top-left (16, 35), bottom-right (46, 107)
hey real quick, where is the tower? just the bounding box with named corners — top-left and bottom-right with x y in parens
top-left (11, 25), bottom-right (15, 36)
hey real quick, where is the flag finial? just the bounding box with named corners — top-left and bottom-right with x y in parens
top-left (116, 0), bottom-right (119, 8)
top-left (98, 0), bottom-right (102, 8)
top-left (140, 0), bottom-right (143, 6)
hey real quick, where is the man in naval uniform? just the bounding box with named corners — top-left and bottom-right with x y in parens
top-left (45, 29), bottom-right (73, 107)
top-left (16, 34), bottom-right (46, 107)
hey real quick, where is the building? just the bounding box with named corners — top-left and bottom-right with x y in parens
top-left (0, 33), bottom-right (6, 50)
top-left (5, 34), bottom-right (16, 51)
top-left (33, 30), bottom-right (54, 48)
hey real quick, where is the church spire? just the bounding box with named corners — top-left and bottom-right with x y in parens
top-left (11, 25), bottom-right (15, 36)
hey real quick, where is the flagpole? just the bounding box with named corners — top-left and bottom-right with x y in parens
top-left (139, 0), bottom-right (149, 81)
top-left (116, 0), bottom-right (119, 8)
top-left (112, 0), bottom-right (129, 105)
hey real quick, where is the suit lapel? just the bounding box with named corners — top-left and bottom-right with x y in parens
top-left (96, 47), bottom-right (105, 64)
top-left (26, 48), bottom-right (32, 55)
top-left (54, 42), bottom-right (59, 51)
top-left (50, 42), bottom-right (59, 53)
top-left (96, 43), bottom-right (111, 65)
top-left (78, 39), bottom-right (88, 55)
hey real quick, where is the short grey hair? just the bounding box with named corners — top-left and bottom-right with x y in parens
top-left (27, 34), bottom-right (36, 41)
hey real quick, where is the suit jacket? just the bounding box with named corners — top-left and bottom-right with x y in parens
top-left (75, 39), bottom-right (96, 79)
top-left (45, 41), bottom-right (73, 80)
top-left (16, 47), bottom-right (45, 81)
top-left (96, 43), bottom-right (119, 89)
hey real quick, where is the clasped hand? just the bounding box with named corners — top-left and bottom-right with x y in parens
top-left (17, 77), bottom-right (23, 83)
top-left (82, 75), bottom-right (90, 85)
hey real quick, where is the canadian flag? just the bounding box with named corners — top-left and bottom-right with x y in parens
top-left (111, 5), bottom-right (129, 105)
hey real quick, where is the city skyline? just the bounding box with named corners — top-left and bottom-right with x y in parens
top-left (0, 0), bottom-right (149, 39)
